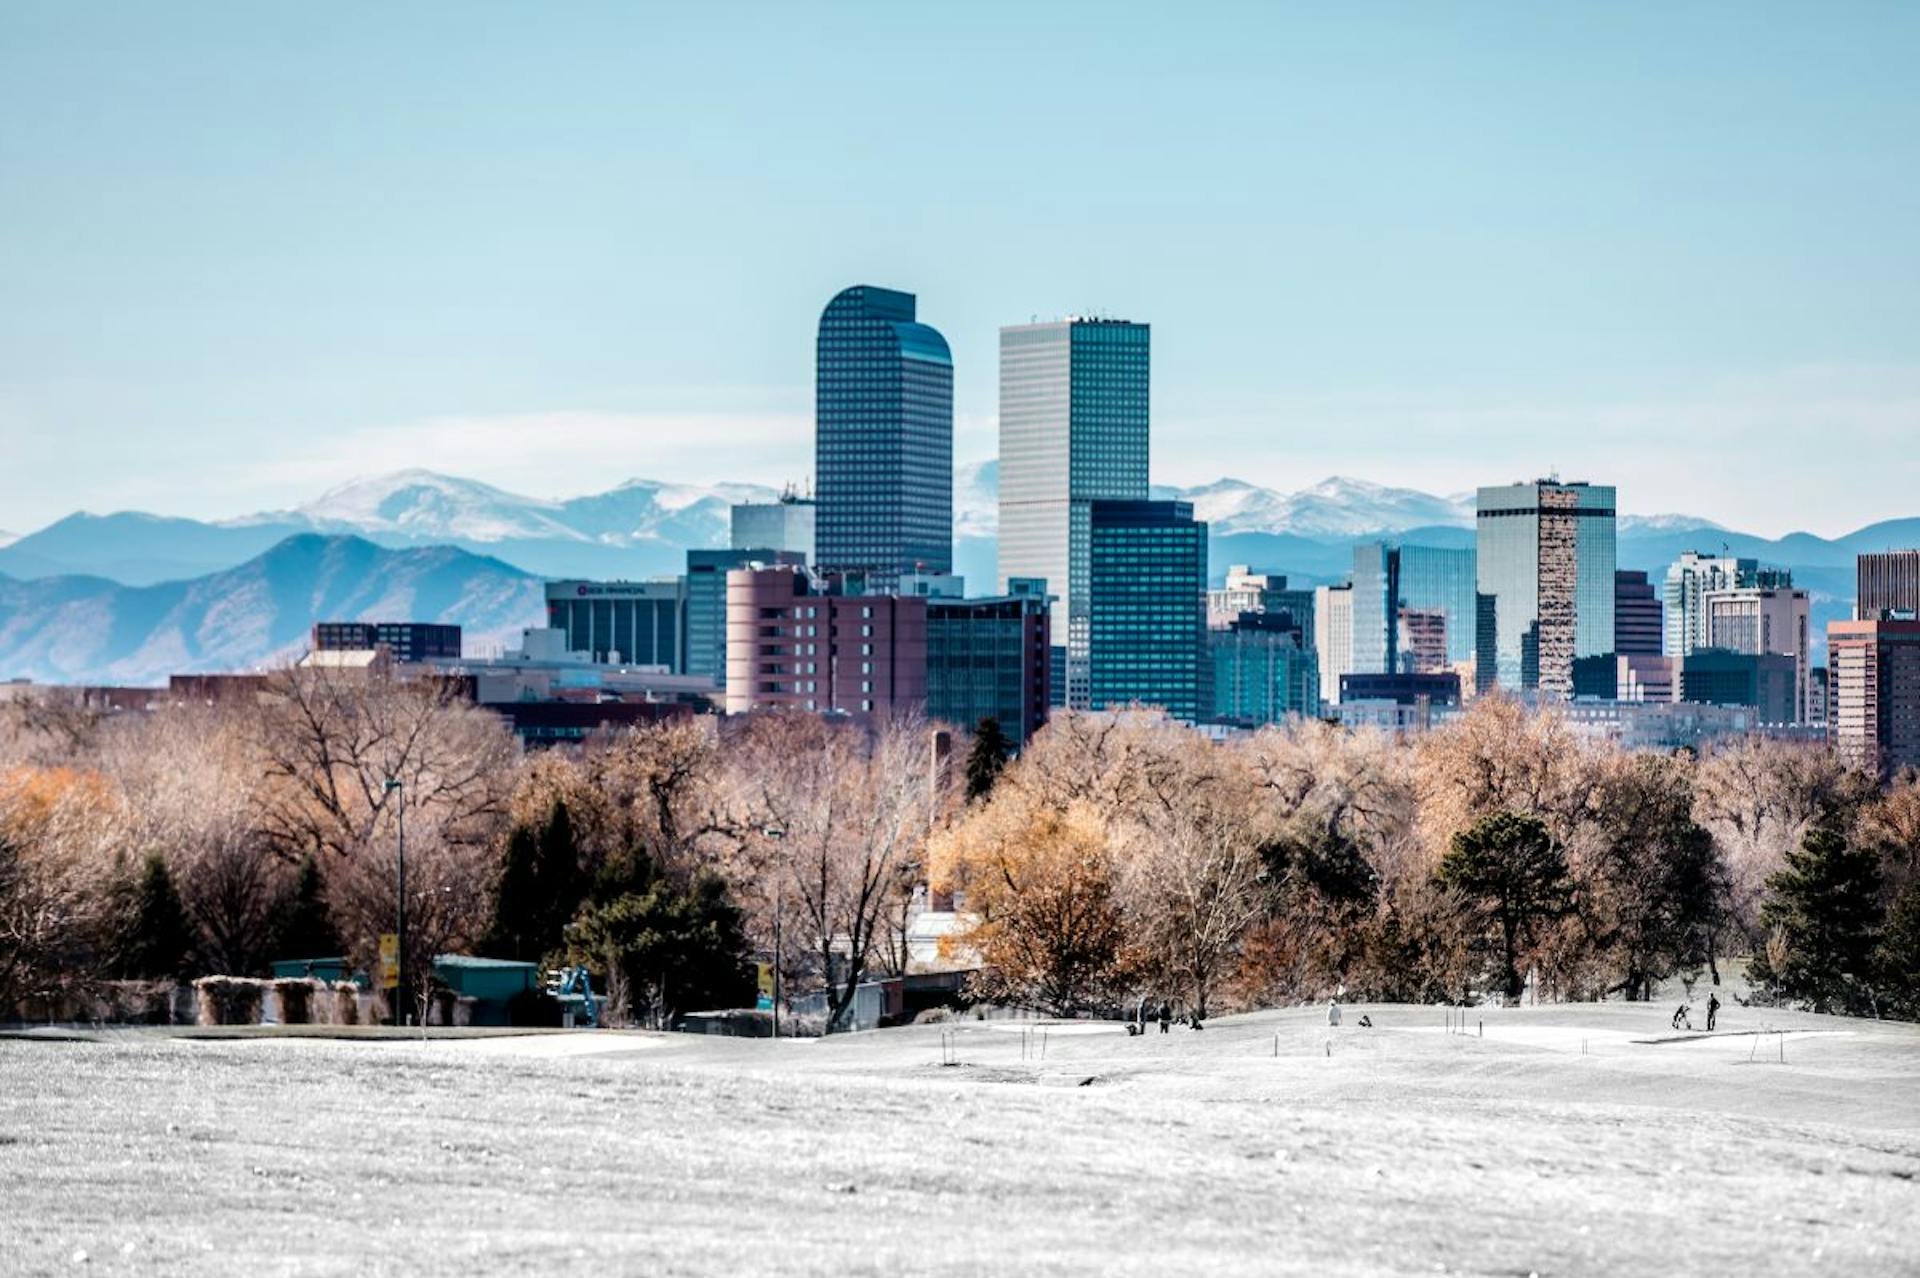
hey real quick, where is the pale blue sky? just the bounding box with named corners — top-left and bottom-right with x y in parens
top-left (2, 2), bottom-right (1917, 536)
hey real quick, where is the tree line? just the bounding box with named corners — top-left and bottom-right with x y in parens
top-left (1, 673), bottom-right (1915, 1026)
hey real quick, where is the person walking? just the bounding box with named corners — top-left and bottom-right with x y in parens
top-left (1327, 998), bottom-right (1342, 1028)
top-left (1706, 993), bottom-right (1720, 1032)
top-left (1157, 1000), bottom-right (1172, 1034)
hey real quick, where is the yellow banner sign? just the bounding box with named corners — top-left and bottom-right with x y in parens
top-left (377, 934), bottom-right (400, 990)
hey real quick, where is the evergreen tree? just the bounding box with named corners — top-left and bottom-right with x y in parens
top-left (965, 717), bottom-right (1014, 801)
top-left (267, 853), bottom-right (343, 961)
top-left (115, 852), bottom-right (197, 980)
top-left (1437, 811), bottom-right (1572, 1005)
top-left (483, 801), bottom-right (582, 963)
top-left (1875, 886), bottom-right (1920, 1021)
top-left (567, 872), bottom-right (755, 1026)
top-left (1752, 821), bottom-right (1884, 1014)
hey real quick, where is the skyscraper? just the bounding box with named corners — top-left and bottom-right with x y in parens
top-left (1352, 542), bottom-right (1477, 674)
top-left (1087, 499), bottom-right (1207, 721)
top-left (1614, 570), bottom-right (1663, 657)
top-left (1314, 583), bottom-right (1354, 706)
top-left (1662, 552), bottom-right (1785, 658)
top-left (998, 317), bottom-right (1150, 709)
top-left (1476, 481), bottom-right (1617, 698)
top-left (1827, 618), bottom-right (1920, 778)
top-left (730, 493), bottom-right (815, 563)
top-left (814, 285), bottom-right (953, 585)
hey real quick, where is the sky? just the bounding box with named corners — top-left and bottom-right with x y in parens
top-left (2, 2), bottom-right (1917, 538)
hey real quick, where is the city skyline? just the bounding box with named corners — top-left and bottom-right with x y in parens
top-left (5, 6), bottom-right (1920, 537)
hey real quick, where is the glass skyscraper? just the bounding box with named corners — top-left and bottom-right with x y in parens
top-left (1351, 542), bottom-right (1478, 674)
top-left (1087, 499), bottom-right (1208, 721)
top-left (998, 317), bottom-right (1150, 709)
top-left (1475, 481), bottom-right (1617, 698)
top-left (814, 285), bottom-right (952, 585)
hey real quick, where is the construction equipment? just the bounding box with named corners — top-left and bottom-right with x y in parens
top-left (545, 966), bottom-right (600, 1028)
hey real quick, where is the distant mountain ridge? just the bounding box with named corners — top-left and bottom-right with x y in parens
top-left (0, 535), bottom-right (543, 685)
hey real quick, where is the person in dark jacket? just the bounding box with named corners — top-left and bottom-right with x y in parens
top-left (1157, 1001), bottom-right (1172, 1034)
top-left (1706, 993), bottom-right (1721, 1032)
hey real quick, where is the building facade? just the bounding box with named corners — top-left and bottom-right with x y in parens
top-left (685, 548), bottom-right (806, 684)
top-left (1087, 500), bottom-right (1208, 721)
top-left (1662, 552), bottom-right (1788, 657)
top-left (1396, 608), bottom-right (1449, 674)
top-left (1827, 618), bottom-right (1920, 778)
top-left (1704, 585), bottom-right (1811, 721)
top-left (730, 494), bottom-right (815, 563)
top-left (723, 567), bottom-right (927, 717)
top-left (545, 580), bottom-right (688, 670)
top-left (997, 317), bottom-right (1151, 709)
top-left (1858, 551), bottom-right (1920, 620)
top-left (1679, 649), bottom-right (1797, 724)
top-left (310, 622), bottom-right (462, 663)
top-left (1476, 481), bottom-right (1616, 698)
top-left (1353, 542), bottom-right (1478, 675)
top-left (1314, 583), bottom-right (1353, 707)
top-left (1614, 570), bottom-right (1663, 657)
top-left (1210, 613), bottom-right (1321, 726)
top-left (814, 285), bottom-right (953, 584)
top-left (925, 579), bottom-right (1052, 747)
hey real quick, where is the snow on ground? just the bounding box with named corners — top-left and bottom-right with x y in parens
top-left (3, 1003), bottom-right (1918, 1276)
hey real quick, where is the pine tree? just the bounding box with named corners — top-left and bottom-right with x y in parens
top-left (567, 872), bottom-right (754, 1026)
top-left (268, 853), bottom-right (343, 961)
top-left (1877, 886), bottom-right (1920, 1021)
top-left (115, 852), bottom-right (197, 980)
top-left (483, 801), bottom-right (582, 963)
top-left (1437, 811), bottom-right (1572, 1005)
top-left (1753, 821), bottom-right (1884, 1014)
top-left (965, 717), bottom-right (1013, 801)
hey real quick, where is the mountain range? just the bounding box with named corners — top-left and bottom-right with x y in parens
top-left (1, 467), bottom-right (1913, 685)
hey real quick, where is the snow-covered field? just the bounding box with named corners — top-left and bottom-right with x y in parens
top-left (4, 1002), bottom-right (1918, 1276)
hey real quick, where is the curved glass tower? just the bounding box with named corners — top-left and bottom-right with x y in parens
top-left (814, 285), bottom-right (953, 585)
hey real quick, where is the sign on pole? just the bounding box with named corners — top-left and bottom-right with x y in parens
top-left (378, 933), bottom-right (400, 990)
top-left (755, 961), bottom-right (774, 1011)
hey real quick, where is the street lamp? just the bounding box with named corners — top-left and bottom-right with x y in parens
top-left (383, 778), bottom-right (406, 1026)
top-left (762, 825), bottom-right (785, 1038)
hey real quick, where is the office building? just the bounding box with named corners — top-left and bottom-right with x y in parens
top-left (925, 578), bottom-right (1052, 747)
top-left (310, 622), bottom-right (462, 664)
top-left (1614, 570), bottom-right (1663, 657)
top-left (1617, 654), bottom-right (1676, 703)
top-left (1827, 618), bottom-right (1920, 778)
top-left (1858, 551), bottom-right (1920, 620)
top-left (998, 317), bottom-right (1151, 709)
top-left (730, 492), bottom-right (815, 562)
top-left (1705, 585), bottom-right (1812, 721)
top-left (1339, 671), bottom-right (1462, 709)
top-left (814, 285), bottom-right (953, 584)
top-left (1663, 553), bottom-right (1789, 657)
top-left (1679, 649), bottom-right (1797, 724)
top-left (686, 548), bottom-right (806, 684)
top-left (1087, 500), bottom-right (1208, 721)
top-left (724, 566), bottom-right (927, 717)
top-left (1208, 566), bottom-right (1313, 635)
top-left (545, 580), bottom-right (688, 670)
top-left (1210, 613), bottom-right (1320, 726)
top-left (1352, 542), bottom-right (1479, 674)
top-left (1476, 481), bottom-right (1616, 698)
top-left (1314, 584), bottom-right (1353, 706)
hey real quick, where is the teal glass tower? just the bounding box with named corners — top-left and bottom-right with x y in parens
top-left (1475, 481), bottom-right (1616, 697)
top-left (814, 285), bottom-right (953, 585)
top-left (998, 317), bottom-right (1150, 708)
top-left (1087, 499), bottom-right (1208, 721)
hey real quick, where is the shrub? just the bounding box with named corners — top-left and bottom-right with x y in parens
top-left (194, 976), bottom-right (266, 1026)
top-left (272, 978), bottom-right (324, 1025)
top-left (914, 1006), bottom-right (957, 1025)
top-left (331, 981), bottom-right (361, 1026)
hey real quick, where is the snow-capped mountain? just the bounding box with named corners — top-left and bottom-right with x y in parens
top-left (1619, 513), bottom-right (1727, 535)
top-left (0, 531), bottom-right (17, 550)
top-left (956, 470), bottom-right (1475, 538)
top-left (232, 469), bottom-right (777, 550)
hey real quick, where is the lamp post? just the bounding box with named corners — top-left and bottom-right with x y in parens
top-left (762, 826), bottom-right (785, 1038)
top-left (384, 778), bottom-right (406, 1026)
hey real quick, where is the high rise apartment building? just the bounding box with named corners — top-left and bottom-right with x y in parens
top-left (1476, 481), bottom-right (1617, 698)
top-left (814, 285), bottom-right (952, 584)
top-left (997, 317), bottom-right (1150, 709)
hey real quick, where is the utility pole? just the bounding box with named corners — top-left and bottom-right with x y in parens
top-left (384, 779), bottom-right (407, 1027)
top-left (764, 825), bottom-right (786, 1039)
